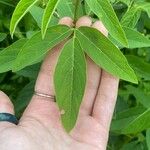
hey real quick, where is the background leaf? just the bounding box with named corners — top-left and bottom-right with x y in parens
top-left (29, 5), bottom-right (44, 28)
top-left (111, 108), bottom-right (150, 134)
top-left (85, 0), bottom-right (128, 47)
top-left (122, 108), bottom-right (150, 134)
top-left (121, 5), bottom-right (142, 28)
top-left (124, 85), bottom-right (150, 109)
top-left (126, 55), bottom-right (150, 80)
top-left (41, 0), bottom-right (60, 38)
top-left (29, 5), bottom-right (58, 28)
top-left (10, 0), bottom-right (38, 37)
top-left (54, 37), bottom-right (86, 132)
top-left (76, 27), bottom-right (137, 83)
top-left (123, 27), bottom-right (150, 48)
top-left (0, 0), bottom-right (14, 7)
top-left (138, 2), bottom-right (150, 18)
top-left (0, 33), bottom-right (7, 42)
top-left (57, 0), bottom-right (73, 18)
top-left (0, 39), bottom-right (28, 73)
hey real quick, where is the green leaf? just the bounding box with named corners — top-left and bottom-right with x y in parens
top-left (124, 85), bottom-right (150, 109)
top-left (57, 0), bottom-right (73, 18)
top-left (146, 129), bottom-right (150, 150)
top-left (0, 39), bottom-right (28, 73)
top-left (0, 0), bottom-right (14, 7)
top-left (13, 25), bottom-right (73, 72)
top-left (111, 107), bottom-right (148, 133)
top-left (123, 27), bottom-right (150, 48)
top-left (16, 63), bottom-right (41, 79)
top-left (10, 0), bottom-right (38, 37)
top-left (116, 0), bottom-right (132, 6)
top-left (111, 116), bottom-right (138, 133)
top-left (85, 0), bottom-right (128, 47)
top-left (121, 141), bottom-right (143, 150)
top-left (122, 108), bottom-right (150, 134)
top-left (138, 2), bottom-right (150, 18)
top-left (54, 37), bottom-right (86, 132)
top-left (29, 5), bottom-right (59, 29)
top-left (126, 55), bottom-right (150, 80)
top-left (121, 5), bottom-right (141, 28)
top-left (111, 107), bottom-right (146, 132)
top-left (0, 33), bottom-right (7, 42)
top-left (29, 5), bottom-right (44, 28)
top-left (116, 106), bottom-right (146, 120)
top-left (41, 0), bottom-right (60, 38)
top-left (76, 27), bottom-right (138, 84)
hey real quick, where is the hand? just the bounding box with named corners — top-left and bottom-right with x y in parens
top-left (0, 16), bottom-right (119, 150)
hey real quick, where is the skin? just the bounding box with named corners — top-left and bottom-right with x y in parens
top-left (0, 16), bottom-right (119, 150)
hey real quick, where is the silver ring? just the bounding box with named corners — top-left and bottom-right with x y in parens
top-left (34, 91), bottom-right (56, 101)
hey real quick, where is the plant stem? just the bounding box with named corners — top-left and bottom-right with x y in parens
top-left (74, 0), bottom-right (80, 23)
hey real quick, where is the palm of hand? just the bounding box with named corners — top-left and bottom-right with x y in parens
top-left (0, 114), bottom-right (106, 150)
top-left (0, 16), bottom-right (119, 150)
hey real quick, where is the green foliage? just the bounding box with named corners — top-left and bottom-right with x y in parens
top-left (126, 55), bottom-right (150, 80)
top-left (123, 27), bottom-right (150, 48)
top-left (85, 0), bottom-right (128, 47)
top-left (10, 0), bottom-right (39, 37)
top-left (0, 39), bottom-right (28, 73)
top-left (41, 0), bottom-right (60, 38)
top-left (0, 33), bottom-right (7, 42)
top-left (57, 0), bottom-right (74, 18)
top-left (0, 0), bottom-right (150, 148)
top-left (121, 5), bottom-right (142, 28)
top-left (112, 107), bottom-right (150, 134)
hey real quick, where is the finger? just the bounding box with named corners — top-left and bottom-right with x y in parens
top-left (79, 57), bottom-right (101, 116)
top-left (92, 21), bottom-right (108, 36)
top-left (75, 16), bottom-right (101, 116)
top-left (0, 91), bottom-right (16, 131)
top-left (58, 16), bottom-right (74, 27)
top-left (20, 17), bottom-right (74, 129)
top-left (92, 21), bottom-right (119, 130)
top-left (76, 16), bottom-right (92, 28)
top-left (92, 71), bottom-right (119, 131)
top-left (92, 21), bottom-right (118, 130)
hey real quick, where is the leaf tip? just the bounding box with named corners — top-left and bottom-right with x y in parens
top-left (129, 72), bottom-right (138, 84)
top-left (10, 33), bottom-right (14, 39)
top-left (41, 28), bottom-right (46, 40)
